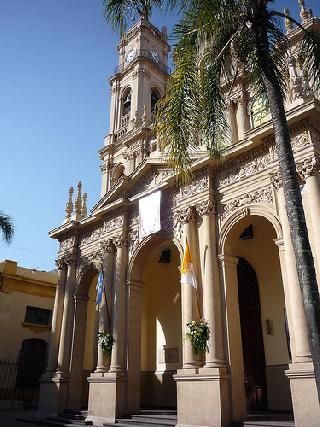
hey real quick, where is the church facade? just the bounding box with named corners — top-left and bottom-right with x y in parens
top-left (39, 8), bottom-right (320, 427)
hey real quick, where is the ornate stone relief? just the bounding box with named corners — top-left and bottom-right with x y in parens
top-left (196, 199), bottom-right (216, 217)
top-left (180, 169), bottom-right (209, 198)
top-left (128, 167), bottom-right (174, 197)
top-left (79, 215), bottom-right (124, 247)
top-left (296, 156), bottom-right (320, 181)
top-left (219, 186), bottom-right (273, 222)
top-left (59, 236), bottom-right (76, 253)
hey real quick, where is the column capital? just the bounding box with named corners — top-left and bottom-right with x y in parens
top-left (100, 239), bottom-right (115, 254)
top-left (115, 235), bottom-right (128, 248)
top-left (269, 171), bottom-right (282, 190)
top-left (297, 156), bottom-right (320, 181)
top-left (177, 206), bottom-right (197, 224)
top-left (55, 257), bottom-right (67, 270)
top-left (65, 253), bottom-right (77, 267)
top-left (196, 199), bottom-right (215, 217)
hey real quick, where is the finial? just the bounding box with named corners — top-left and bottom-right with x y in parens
top-left (81, 193), bottom-right (87, 217)
top-left (298, 0), bottom-right (313, 22)
top-left (284, 8), bottom-right (294, 32)
top-left (64, 186), bottom-right (74, 222)
top-left (74, 181), bottom-right (82, 217)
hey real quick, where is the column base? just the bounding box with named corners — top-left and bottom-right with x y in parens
top-left (174, 367), bottom-right (231, 427)
top-left (286, 362), bottom-right (320, 427)
top-left (38, 371), bottom-right (69, 417)
top-left (86, 372), bottom-right (127, 426)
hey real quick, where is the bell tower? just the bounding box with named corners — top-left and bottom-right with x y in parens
top-left (99, 17), bottom-right (170, 196)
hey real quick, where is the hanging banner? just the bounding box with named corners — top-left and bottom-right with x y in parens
top-left (139, 191), bottom-right (161, 240)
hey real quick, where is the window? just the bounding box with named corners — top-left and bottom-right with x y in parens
top-left (122, 89), bottom-right (132, 116)
top-left (151, 88), bottom-right (161, 117)
top-left (24, 306), bottom-right (52, 326)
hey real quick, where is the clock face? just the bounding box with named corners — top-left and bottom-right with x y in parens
top-left (149, 49), bottom-right (160, 64)
top-left (125, 48), bottom-right (136, 64)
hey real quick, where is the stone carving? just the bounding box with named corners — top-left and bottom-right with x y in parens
top-left (64, 186), bottom-right (74, 222)
top-left (115, 235), bottom-right (129, 248)
top-left (55, 257), bottom-right (66, 270)
top-left (269, 171), bottom-right (282, 190)
top-left (196, 199), bottom-right (215, 216)
top-left (219, 187), bottom-right (273, 222)
top-left (129, 167), bottom-right (174, 197)
top-left (181, 173), bottom-right (209, 198)
top-left (59, 236), bottom-right (76, 253)
top-left (100, 239), bottom-right (115, 254)
top-left (297, 156), bottom-right (320, 181)
top-left (176, 206), bottom-right (197, 224)
top-left (128, 229), bottom-right (139, 258)
top-left (79, 216), bottom-right (124, 247)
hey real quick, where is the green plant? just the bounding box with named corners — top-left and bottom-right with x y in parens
top-left (186, 319), bottom-right (210, 354)
top-left (98, 332), bottom-right (115, 357)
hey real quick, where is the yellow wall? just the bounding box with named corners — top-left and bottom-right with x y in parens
top-left (141, 241), bottom-right (182, 372)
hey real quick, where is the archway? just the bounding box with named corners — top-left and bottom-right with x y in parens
top-left (238, 257), bottom-right (267, 411)
top-left (68, 264), bottom-right (99, 409)
top-left (127, 235), bottom-right (182, 412)
top-left (223, 214), bottom-right (292, 417)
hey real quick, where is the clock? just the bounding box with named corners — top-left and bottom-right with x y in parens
top-left (125, 48), bottom-right (136, 64)
top-left (149, 49), bottom-right (160, 64)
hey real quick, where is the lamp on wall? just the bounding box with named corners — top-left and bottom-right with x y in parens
top-left (159, 249), bottom-right (171, 263)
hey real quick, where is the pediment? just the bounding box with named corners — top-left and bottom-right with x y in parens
top-left (91, 159), bottom-right (175, 213)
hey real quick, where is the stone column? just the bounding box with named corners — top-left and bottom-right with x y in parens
top-left (179, 206), bottom-right (202, 369)
top-left (68, 294), bottom-right (89, 409)
top-left (227, 101), bottom-right (238, 144)
top-left (238, 97), bottom-right (250, 137)
top-left (276, 184), bottom-right (320, 427)
top-left (298, 157), bottom-right (320, 283)
top-left (57, 254), bottom-right (77, 374)
top-left (110, 235), bottom-right (128, 373)
top-left (96, 240), bottom-right (115, 373)
top-left (219, 254), bottom-right (246, 423)
top-left (197, 200), bottom-right (225, 368)
top-left (277, 187), bottom-right (311, 363)
top-left (46, 258), bottom-right (67, 373)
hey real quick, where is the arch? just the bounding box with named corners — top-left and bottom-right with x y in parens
top-left (128, 231), bottom-right (183, 283)
top-left (75, 260), bottom-right (100, 297)
top-left (219, 204), bottom-right (282, 254)
top-left (122, 86), bottom-right (132, 116)
top-left (150, 87), bottom-right (162, 116)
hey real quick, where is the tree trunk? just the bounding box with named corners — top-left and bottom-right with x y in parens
top-left (252, 4), bottom-right (320, 401)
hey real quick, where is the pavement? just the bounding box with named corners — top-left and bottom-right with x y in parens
top-left (0, 410), bottom-right (40, 427)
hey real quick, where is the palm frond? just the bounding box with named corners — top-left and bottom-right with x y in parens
top-left (0, 211), bottom-right (14, 244)
top-left (103, 0), bottom-right (162, 33)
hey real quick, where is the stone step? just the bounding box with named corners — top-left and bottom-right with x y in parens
top-left (243, 422), bottom-right (294, 427)
top-left (46, 417), bottom-right (92, 425)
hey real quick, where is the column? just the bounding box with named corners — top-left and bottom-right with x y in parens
top-left (57, 254), bottom-right (77, 375)
top-left (227, 101), bottom-right (238, 144)
top-left (179, 206), bottom-right (202, 369)
top-left (277, 187), bottom-right (311, 362)
top-left (68, 294), bottom-right (88, 409)
top-left (197, 201), bottom-right (225, 367)
top-left (46, 258), bottom-right (67, 373)
top-left (300, 160), bottom-right (320, 282)
top-left (96, 240), bottom-right (115, 373)
top-left (109, 235), bottom-right (128, 373)
top-left (238, 97), bottom-right (250, 138)
top-left (219, 254), bottom-right (246, 422)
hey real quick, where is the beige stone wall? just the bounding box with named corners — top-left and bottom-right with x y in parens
top-left (0, 291), bottom-right (53, 360)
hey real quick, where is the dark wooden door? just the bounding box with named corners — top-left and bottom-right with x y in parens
top-left (237, 258), bottom-right (267, 411)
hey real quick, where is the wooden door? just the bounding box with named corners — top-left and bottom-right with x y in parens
top-left (237, 258), bottom-right (267, 411)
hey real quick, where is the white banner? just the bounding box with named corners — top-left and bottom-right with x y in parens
top-left (139, 191), bottom-right (161, 240)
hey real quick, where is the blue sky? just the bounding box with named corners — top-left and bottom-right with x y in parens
top-left (0, 0), bottom-right (319, 271)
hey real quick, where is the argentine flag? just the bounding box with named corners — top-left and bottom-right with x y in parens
top-left (96, 271), bottom-right (104, 305)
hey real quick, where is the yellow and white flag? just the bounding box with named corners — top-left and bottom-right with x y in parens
top-left (181, 238), bottom-right (197, 289)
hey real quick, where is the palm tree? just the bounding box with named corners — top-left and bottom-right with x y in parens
top-left (104, 0), bottom-right (320, 399)
top-left (0, 211), bottom-right (14, 244)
